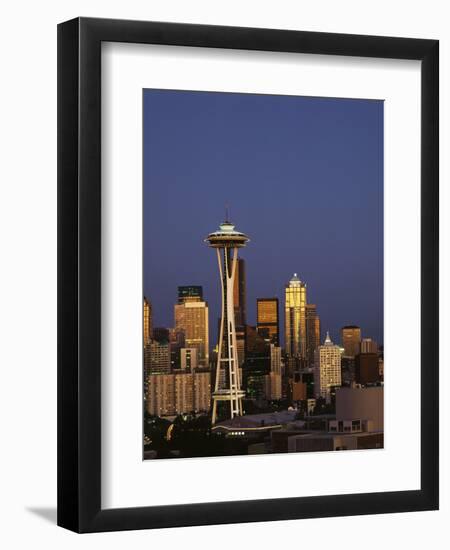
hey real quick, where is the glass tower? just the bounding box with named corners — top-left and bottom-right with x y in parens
top-left (306, 304), bottom-right (321, 367)
top-left (257, 298), bottom-right (279, 345)
top-left (284, 273), bottom-right (307, 360)
top-left (143, 296), bottom-right (152, 346)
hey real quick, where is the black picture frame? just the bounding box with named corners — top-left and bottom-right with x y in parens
top-left (57, 17), bottom-right (439, 533)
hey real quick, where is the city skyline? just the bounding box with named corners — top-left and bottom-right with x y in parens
top-left (143, 89), bottom-right (384, 457)
top-left (144, 243), bottom-right (382, 350)
top-left (143, 272), bottom-right (377, 355)
top-left (143, 90), bottom-right (383, 345)
top-left (144, 226), bottom-right (383, 347)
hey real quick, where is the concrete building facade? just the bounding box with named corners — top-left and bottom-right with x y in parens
top-left (174, 300), bottom-right (209, 367)
top-left (314, 332), bottom-right (342, 402)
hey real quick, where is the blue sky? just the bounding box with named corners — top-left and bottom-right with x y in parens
top-left (143, 89), bottom-right (384, 346)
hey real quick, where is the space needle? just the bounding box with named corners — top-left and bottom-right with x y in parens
top-left (205, 215), bottom-right (250, 424)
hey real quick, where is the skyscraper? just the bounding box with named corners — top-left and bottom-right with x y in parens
top-left (264, 344), bottom-right (282, 400)
top-left (168, 327), bottom-right (185, 369)
top-left (257, 298), bottom-right (279, 345)
top-left (235, 325), bottom-right (246, 368)
top-left (180, 347), bottom-right (198, 371)
top-left (245, 325), bottom-right (267, 355)
top-left (360, 337), bottom-right (378, 354)
top-left (174, 300), bottom-right (209, 367)
top-left (178, 285), bottom-right (203, 303)
top-left (306, 304), bottom-right (320, 367)
top-left (270, 343), bottom-right (282, 375)
top-left (233, 258), bottom-right (247, 327)
top-left (205, 218), bottom-right (249, 423)
top-left (341, 325), bottom-right (361, 358)
top-left (244, 325), bottom-right (271, 401)
top-left (145, 340), bottom-right (171, 374)
top-left (314, 332), bottom-right (342, 402)
top-left (355, 353), bottom-right (380, 384)
top-left (284, 273), bottom-right (307, 360)
top-left (143, 296), bottom-right (152, 345)
top-left (152, 327), bottom-right (170, 343)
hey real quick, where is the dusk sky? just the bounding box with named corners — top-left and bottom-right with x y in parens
top-left (143, 89), bottom-right (384, 346)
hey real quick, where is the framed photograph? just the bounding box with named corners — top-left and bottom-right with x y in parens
top-left (58, 17), bottom-right (439, 532)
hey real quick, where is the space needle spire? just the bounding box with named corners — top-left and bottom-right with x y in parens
top-left (205, 216), bottom-right (250, 424)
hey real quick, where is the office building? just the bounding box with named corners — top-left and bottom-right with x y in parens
top-left (270, 344), bottom-right (282, 375)
top-left (178, 285), bottom-right (203, 303)
top-left (288, 379), bottom-right (307, 402)
top-left (243, 333), bottom-right (269, 398)
top-left (143, 296), bottom-right (152, 345)
top-left (306, 304), bottom-right (320, 367)
top-left (314, 332), bottom-right (342, 402)
top-left (264, 372), bottom-right (282, 400)
top-left (379, 357), bottom-right (384, 380)
top-left (235, 325), bottom-right (246, 368)
top-left (341, 325), bottom-right (361, 358)
top-left (245, 325), bottom-right (267, 354)
top-left (243, 330), bottom-right (273, 401)
top-left (145, 340), bottom-right (171, 375)
top-left (174, 299), bottom-right (209, 367)
top-left (257, 297), bottom-right (279, 345)
top-left (355, 353), bottom-right (380, 384)
top-left (299, 368), bottom-right (315, 399)
top-left (168, 327), bottom-right (185, 369)
top-left (233, 258), bottom-right (247, 327)
top-left (180, 347), bottom-right (198, 371)
top-left (152, 327), bottom-right (170, 343)
top-left (360, 337), bottom-right (378, 354)
top-left (341, 356), bottom-right (356, 386)
top-left (264, 344), bottom-right (282, 400)
top-left (285, 273), bottom-right (307, 359)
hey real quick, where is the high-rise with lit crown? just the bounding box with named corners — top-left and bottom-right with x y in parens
top-left (205, 217), bottom-right (249, 423)
top-left (284, 273), bottom-right (307, 359)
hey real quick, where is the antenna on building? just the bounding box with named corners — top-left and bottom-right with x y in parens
top-left (225, 203), bottom-right (230, 223)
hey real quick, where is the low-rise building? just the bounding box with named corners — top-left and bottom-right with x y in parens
top-left (336, 386), bottom-right (383, 431)
top-left (287, 431), bottom-right (383, 452)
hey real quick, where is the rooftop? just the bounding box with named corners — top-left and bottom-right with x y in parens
top-left (205, 220), bottom-right (250, 248)
top-left (287, 273), bottom-right (306, 287)
top-left (212, 409), bottom-right (298, 431)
